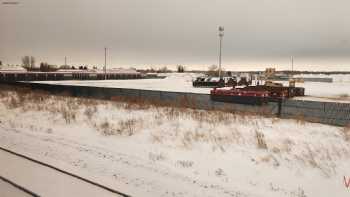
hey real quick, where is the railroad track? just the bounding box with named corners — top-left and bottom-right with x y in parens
top-left (0, 146), bottom-right (132, 197)
top-left (0, 175), bottom-right (40, 197)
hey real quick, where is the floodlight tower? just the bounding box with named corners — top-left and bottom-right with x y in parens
top-left (289, 56), bottom-right (296, 87)
top-left (104, 47), bottom-right (107, 80)
top-left (218, 26), bottom-right (224, 79)
top-left (291, 56), bottom-right (294, 77)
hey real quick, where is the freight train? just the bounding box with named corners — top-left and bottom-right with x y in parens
top-left (210, 80), bottom-right (305, 105)
top-left (210, 88), bottom-right (269, 105)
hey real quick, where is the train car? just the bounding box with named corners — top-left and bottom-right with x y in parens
top-left (240, 81), bottom-right (305, 100)
top-left (210, 88), bottom-right (269, 105)
top-left (241, 85), bottom-right (304, 98)
top-left (210, 79), bottom-right (305, 105)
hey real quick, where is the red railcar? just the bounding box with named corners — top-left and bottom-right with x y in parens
top-left (210, 88), bottom-right (269, 105)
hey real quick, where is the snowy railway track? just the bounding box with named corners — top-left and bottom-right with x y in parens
top-left (0, 175), bottom-right (40, 197)
top-left (0, 146), bottom-right (132, 197)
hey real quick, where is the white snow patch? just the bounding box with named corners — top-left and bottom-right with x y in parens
top-left (0, 89), bottom-right (349, 197)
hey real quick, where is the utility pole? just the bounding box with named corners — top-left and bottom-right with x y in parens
top-left (289, 56), bottom-right (296, 87)
top-left (218, 26), bottom-right (224, 79)
top-left (104, 47), bottom-right (107, 80)
top-left (64, 56), bottom-right (67, 66)
top-left (291, 56), bottom-right (294, 77)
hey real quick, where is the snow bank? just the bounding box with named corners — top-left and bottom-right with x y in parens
top-left (0, 89), bottom-right (349, 196)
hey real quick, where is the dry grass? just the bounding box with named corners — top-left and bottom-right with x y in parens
top-left (215, 168), bottom-right (226, 176)
top-left (147, 105), bottom-right (266, 151)
top-left (150, 132), bottom-right (163, 143)
top-left (255, 130), bottom-right (268, 149)
top-left (97, 117), bottom-right (141, 136)
top-left (8, 96), bottom-right (21, 109)
top-left (0, 85), bottom-right (103, 124)
top-left (84, 106), bottom-right (98, 120)
top-left (61, 105), bottom-right (77, 124)
top-left (342, 124), bottom-right (350, 141)
top-left (99, 120), bottom-right (112, 135)
top-left (118, 119), bottom-right (140, 136)
top-left (271, 117), bottom-right (280, 124)
top-left (295, 114), bottom-right (306, 125)
top-left (149, 152), bottom-right (166, 162)
top-left (176, 160), bottom-right (194, 168)
top-left (259, 154), bottom-right (280, 167)
top-left (281, 139), bottom-right (293, 153)
top-left (111, 96), bottom-right (160, 110)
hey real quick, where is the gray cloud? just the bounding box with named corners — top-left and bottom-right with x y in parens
top-left (1, 0), bottom-right (350, 69)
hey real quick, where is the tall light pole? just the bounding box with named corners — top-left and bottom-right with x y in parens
top-left (104, 47), bottom-right (107, 80)
top-left (64, 56), bottom-right (67, 66)
top-left (291, 56), bottom-right (294, 77)
top-left (218, 26), bottom-right (224, 79)
top-left (289, 56), bottom-right (296, 87)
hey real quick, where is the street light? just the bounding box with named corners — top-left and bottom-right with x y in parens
top-left (104, 47), bottom-right (107, 80)
top-left (291, 56), bottom-right (294, 76)
top-left (218, 26), bottom-right (224, 79)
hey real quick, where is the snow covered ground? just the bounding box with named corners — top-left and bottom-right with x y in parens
top-left (0, 150), bottom-right (119, 197)
top-left (35, 73), bottom-right (350, 102)
top-left (0, 178), bottom-right (33, 197)
top-left (0, 88), bottom-right (350, 197)
top-left (35, 73), bottom-right (209, 94)
top-left (294, 74), bottom-right (350, 83)
top-left (276, 74), bottom-right (350, 102)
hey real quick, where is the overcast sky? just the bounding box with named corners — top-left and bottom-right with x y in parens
top-left (1, 0), bottom-right (350, 70)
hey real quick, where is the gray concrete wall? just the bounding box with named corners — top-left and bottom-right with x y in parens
top-left (281, 99), bottom-right (350, 126)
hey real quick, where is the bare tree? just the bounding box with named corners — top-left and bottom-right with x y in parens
top-left (177, 65), bottom-right (185, 73)
top-left (22, 56), bottom-right (30, 68)
top-left (157, 66), bottom-right (169, 73)
top-left (30, 56), bottom-right (35, 68)
top-left (207, 64), bottom-right (219, 76)
top-left (40, 62), bottom-right (58, 72)
top-left (22, 56), bottom-right (37, 71)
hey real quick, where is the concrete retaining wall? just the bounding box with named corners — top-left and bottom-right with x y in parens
top-left (14, 82), bottom-right (279, 116)
top-left (281, 99), bottom-right (350, 126)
